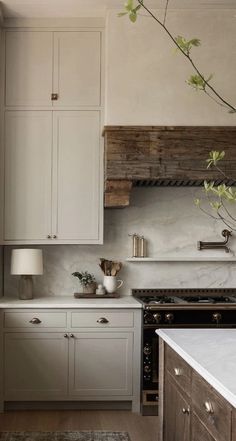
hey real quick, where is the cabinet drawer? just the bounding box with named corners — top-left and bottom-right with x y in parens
top-left (4, 312), bottom-right (67, 328)
top-left (71, 311), bottom-right (134, 328)
top-left (192, 371), bottom-right (232, 441)
top-left (165, 345), bottom-right (192, 396)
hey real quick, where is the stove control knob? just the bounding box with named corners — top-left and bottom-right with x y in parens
top-left (144, 312), bottom-right (155, 324)
top-left (212, 312), bottom-right (222, 324)
top-left (153, 313), bottom-right (162, 324)
top-left (143, 344), bottom-right (152, 355)
top-left (144, 365), bottom-right (151, 373)
top-left (165, 313), bottom-right (174, 324)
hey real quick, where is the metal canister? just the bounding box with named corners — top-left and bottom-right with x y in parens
top-left (140, 236), bottom-right (147, 257)
top-left (129, 233), bottom-right (139, 257)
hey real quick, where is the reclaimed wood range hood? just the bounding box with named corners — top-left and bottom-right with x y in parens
top-left (103, 126), bottom-right (236, 208)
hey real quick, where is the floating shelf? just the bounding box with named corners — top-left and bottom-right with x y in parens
top-left (126, 257), bottom-right (236, 262)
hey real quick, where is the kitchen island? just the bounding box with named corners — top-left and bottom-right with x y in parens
top-left (157, 329), bottom-right (236, 441)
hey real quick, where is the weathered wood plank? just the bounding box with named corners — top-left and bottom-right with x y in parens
top-left (105, 180), bottom-right (132, 208)
top-left (103, 126), bottom-right (236, 207)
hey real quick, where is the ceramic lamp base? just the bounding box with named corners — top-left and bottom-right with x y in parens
top-left (19, 275), bottom-right (33, 300)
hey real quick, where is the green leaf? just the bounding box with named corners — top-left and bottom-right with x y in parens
top-left (187, 73), bottom-right (213, 91)
top-left (125, 0), bottom-right (134, 11)
top-left (129, 10), bottom-right (137, 22)
top-left (206, 150), bottom-right (225, 168)
top-left (210, 201), bottom-right (222, 210)
top-left (175, 35), bottom-right (201, 55)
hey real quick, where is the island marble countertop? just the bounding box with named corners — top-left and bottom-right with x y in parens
top-left (0, 295), bottom-right (142, 309)
top-left (157, 328), bottom-right (236, 408)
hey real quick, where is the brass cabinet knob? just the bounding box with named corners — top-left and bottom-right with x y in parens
top-left (29, 317), bottom-right (42, 324)
top-left (204, 401), bottom-right (214, 414)
top-left (53, 235), bottom-right (57, 239)
top-left (47, 235), bottom-right (52, 239)
top-left (51, 93), bottom-right (58, 101)
top-left (97, 317), bottom-right (109, 324)
top-left (64, 334), bottom-right (69, 338)
top-left (174, 367), bottom-right (182, 376)
top-left (70, 334), bottom-right (74, 338)
top-left (182, 407), bottom-right (190, 415)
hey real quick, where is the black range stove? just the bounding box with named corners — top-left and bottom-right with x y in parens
top-left (132, 288), bottom-right (236, 415)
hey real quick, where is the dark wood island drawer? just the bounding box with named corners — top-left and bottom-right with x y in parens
top-left (192, 371), bottom-right (232, 441)
top-left (165, 344), bottom-right (192, 396)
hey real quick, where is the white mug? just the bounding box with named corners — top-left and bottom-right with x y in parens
top-left (103, 276), bottom-right (123, 294)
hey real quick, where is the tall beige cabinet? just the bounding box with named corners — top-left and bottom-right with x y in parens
top-left (1, 19), bottom-right (104, 244)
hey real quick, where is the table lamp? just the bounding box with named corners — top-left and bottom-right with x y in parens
top-left (11, 249), bottom-right (43, 300)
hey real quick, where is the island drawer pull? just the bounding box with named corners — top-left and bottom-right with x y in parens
top-left (97, 317), bottom-right (109, 324)
top-left (182, 407), bottom-right (190, 415)
top-left (29, 317), bottom-right (42, 324)
top-left (174, 368), bottom-right (182, 376)
top-left (204, 401), bottom-right (214, 414)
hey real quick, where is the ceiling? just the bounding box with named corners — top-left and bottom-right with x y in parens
top-left (1, 0), bottom-right (236, 18)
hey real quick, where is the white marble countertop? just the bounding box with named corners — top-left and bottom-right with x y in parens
top-left (157, 329), bottom-right (236, 408)
top-left (0, 295), bottom-right (142, 309)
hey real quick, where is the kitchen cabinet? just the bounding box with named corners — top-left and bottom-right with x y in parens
top-left (5, 30), bottom-right (101, 107)
top-left (5, 332), bottom-right (68, 400)
top-left (4, 110), bottom-right (102, 243)
top-left (2, 24), bottom-right (103, 245)
top-left (4, 111), bottom-right (52, 241)
top-left (5, 31), bottom-right (53, 107)
top-left (159, 340), bottom-right (234, 441)
top-left (69, 332), bottom-right (133, 397)
top-left (164, 372), bottom-right (190, 441)
top-left (2, 308), bottom-right (141, 411)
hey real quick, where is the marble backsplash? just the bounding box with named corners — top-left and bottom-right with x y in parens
top-left (3, 187), bottom-right (236, 298)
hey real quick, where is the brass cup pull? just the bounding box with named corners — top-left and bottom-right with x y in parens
top-left (182, 407), bottom-right (190, 415)
top-left (204, 401), bottom-right (214, 414)
top-left (174, 368), bottom-right (182, 376)
top-left (29, 317), bottom-right (42, 324)
top-left (47, 235), bottom-right (52, 239)
top-left (97, 317), bottom-right (109, 324)
top-left (53, 235), bottom-right (57, 239)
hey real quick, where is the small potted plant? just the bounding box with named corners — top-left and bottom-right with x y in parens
top-left (72, 271), bottom-right (96, 294)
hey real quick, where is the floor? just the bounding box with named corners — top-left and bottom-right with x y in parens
top-left (0, 410), bottom-right (158, 441)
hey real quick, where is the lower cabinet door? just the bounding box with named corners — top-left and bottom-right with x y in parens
top-left (164, 372), bottom-right (190, 441)
top-left (69, 332), bottom-right (133, 397)
top-left (4, 333), bottom-right (68, 400)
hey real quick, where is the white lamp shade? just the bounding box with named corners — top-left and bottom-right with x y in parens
top-left (11, 249), bottom-right (43, 275)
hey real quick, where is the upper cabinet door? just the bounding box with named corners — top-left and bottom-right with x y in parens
top-left (53, 32), bottom-right (101, 107)
top-left (53, 111), bottom-right (102, 243)
top-left (4, 111), bottom-right (52, 241)
top-left (5, 31), bottom-right (53, 107)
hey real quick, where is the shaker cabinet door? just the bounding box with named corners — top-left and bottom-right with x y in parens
top-left (53, 32), bottom-right (101, 107)
top-left (69, 332), bottom-right (133, 397)
top-left (164, 372), bottom-right (190, 441)
top-left (4, 111), bottom-right (52, 241)
top-left (4, 333), bottom-right (68, 400)
top-left (5, 31), bottom-right (53, 107)
top-left (53, 111), bottom-right (102, 242)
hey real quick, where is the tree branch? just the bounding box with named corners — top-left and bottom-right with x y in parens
top-left (136, 0), bottom-right (236, 113)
